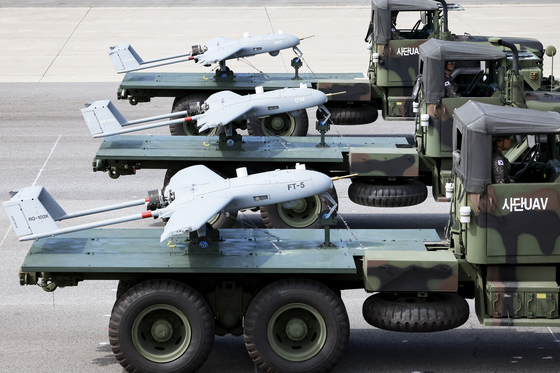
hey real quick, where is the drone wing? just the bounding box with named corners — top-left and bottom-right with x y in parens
top-left (196, 91), bottom-right (251, 131)
top-left (160, 165), bottom-right (233, 241)
top-left (160, 196), bottom-right (232, 242)
top-left (195, 37), bottom-right (241, 66)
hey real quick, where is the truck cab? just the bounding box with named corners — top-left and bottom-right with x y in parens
top-left (449, 101), bottom-right (560, 324)
top-left (366, 0), bottom-right (448, 120)
top-left (415, 38), bottom-right (560, 200)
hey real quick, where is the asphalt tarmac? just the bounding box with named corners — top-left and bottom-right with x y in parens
top-left (1, 3), bottom-right (560, 373)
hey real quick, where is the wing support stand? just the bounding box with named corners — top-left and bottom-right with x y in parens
top-left (215, 60), bottom-right (235, 82)
top-left (217, 123), bottom-right (244, 151)
top-left (291, 46), bottom-right (304, 80)
top-left (167, 226), bottom-right (223, 255)
top-left (318, 191), bottom-right (338, 249)
top-left (316, 105), bottom-right (332, 148)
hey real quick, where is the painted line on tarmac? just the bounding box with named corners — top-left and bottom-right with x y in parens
top-left (40, 8), bottom-right (92, 82)
top-left (0, 228), bottom-right (11, 248)
top-left (32, 135), bottom-right (62, 187)
top-left (548, 327), bottom-right (560, 342)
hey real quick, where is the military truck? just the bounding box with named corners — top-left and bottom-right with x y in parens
top-left (11, 101), bottom-right (560, 373)
top-left (112, 0), bottom-right (466, 137)
top-left (414, 38), bottom-right (560, 201)
top-left (113, 0), bottom-right (558, 135)
top-left (90, 38), bottom-right (559, 230)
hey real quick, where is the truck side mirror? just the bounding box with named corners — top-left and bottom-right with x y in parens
top-left (453, 150), bottom-right (461, 166)
top-left (545, 45), bottom-right (557, 57)
top-left (420, 11), bottom-right (428, 25)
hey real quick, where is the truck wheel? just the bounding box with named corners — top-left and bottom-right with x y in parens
top-left (260, 187), bottom-right (337, 228)
top-left (116, 280), bottom-right (135, 300)
top-left (247, 111), bottom-right (309, 136)
top-left (348, 179), bottom-right (427, 207)
top-left (163, 168), bottom-right (237, 228)
top-left (244, 278), bottom-right (349, 373)
top-left (317, 104), bottom-right (378, 125)
top-left (170, 93), bottom-right (216, 136)
top-left (109, 279), bottom-right (215, 373)
top-left (362, 293), bottom-right (469, 333)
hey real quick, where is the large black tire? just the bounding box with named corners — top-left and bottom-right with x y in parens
top-left (244, 278), bottom-right (349, 373)
top-left (109, 279), bottom-right (215, 373)
top-left (362, 292), bottom-right (470, 333)
top-left (348, 179), bottom-right (427, 207)
top-left (317, 104), bottom-right (378, 125)
top-left (260, 187), bottom-right (337, 229)
top-left (162, 168), bottom-right (237, 228)
top-left (116, 280), bottom-right (135, 301)
top-left (170, 93), bottom-right (215, 136)
top-left (247, 111), bottom-right (309, 137)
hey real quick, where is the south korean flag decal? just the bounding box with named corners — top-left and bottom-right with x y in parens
top-left (497, 160), bottom-right (504, 166)
top-left (445, 81), bottom-right (451, 86)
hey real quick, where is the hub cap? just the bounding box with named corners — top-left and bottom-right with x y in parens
top-left (276, 195), bottom-right (321, 228)
top-left (267, 303), bottom-right (327, 362)
top-left (132, 304), bottom-right (191, 363)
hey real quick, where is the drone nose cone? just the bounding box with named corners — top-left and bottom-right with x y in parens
top-left (311, 89), bottom-right (329, 106)
top-left (286, 33), bottom-right (301, 47)
top-left (312, 171), bottom-right (334, 194)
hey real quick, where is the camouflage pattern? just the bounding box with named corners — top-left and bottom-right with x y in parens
top-left (524, 90), bottom-right (560, 112)
top-left (349, 148), bottom-right (418, 177)
top-left (415, 34), bottom-right (559, 200)
top-left (384, 87), bottom-right (415, 120)
top-left (363, 250), bottom-right (458, 292)
top-left (447, 173), bottom-right (560, 325)
top-left (444, 73), bottom-right (460, 98)
top-left (420, 97), bottom-right (500, 161)
top-left (466, 184), bottom-right (560, 263)
top-left (484, 266), bottom-right (559, 323)
top-left (372, 40), bottom-right (426, 88)
top-left (491, 148), bottom-right (515, 184)
top-left (316, 80), bottom-right (371, 102)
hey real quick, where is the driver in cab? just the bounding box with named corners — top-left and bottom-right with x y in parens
top-left (391, 11), bottom-right (404, 40)
top-left (444, 61), bottom-right (461, 98)
top-left (492, 135), bottom-right (515, 184)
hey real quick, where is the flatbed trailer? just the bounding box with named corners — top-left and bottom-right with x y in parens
top-left (92, 134), bottom-right (417, 179)
top-left (20, 227), bottom-right (439, 281)
top-left (118, 72), bottom-right (367, 104)
top-left (19, 225), bottom-right (462, 373)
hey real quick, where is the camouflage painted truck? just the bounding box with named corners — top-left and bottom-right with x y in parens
top-left (413, 38), bottom-right (560, 202)
top-left (90, 37), bottom-right (559, 230)
top-left (111, 0), bottom-right (557, 133)
top-left (112, 0), bottom-right (465, 137)
top-left (12, 101), bottom-right (560, 373)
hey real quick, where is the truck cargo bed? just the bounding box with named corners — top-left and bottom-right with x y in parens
top-left (21, 228), bottom-right (439, 276)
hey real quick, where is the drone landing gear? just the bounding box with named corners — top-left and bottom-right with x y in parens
top-left (318, 191), bottom-right (338, 249)
top-left (316, 105), bottom-right (332, 148)
top-left (217, 123), bottom-right (244, 150)
top-left (168, 224), bottom-right (222, 255)
top-left (214, 62), bottom-right (235, 81)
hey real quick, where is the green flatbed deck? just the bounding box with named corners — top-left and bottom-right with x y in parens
top-left (93, 135), bottom-right (416, 177)
top-left (21, 228), bottom-right (440, 276)
top-left (120, 72), bottom-right (366, 94)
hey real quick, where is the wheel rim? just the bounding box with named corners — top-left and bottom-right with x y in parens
top-left (132, 304), bottom-right (191, 363)
top-left (262, 113), bottom-right (296, 136)
top-left (267, 303), bottom-right (327, 362)
top-left (276, 195), bottom-right (321, 228)
top-left (207, 213), bottom-right (220, 226)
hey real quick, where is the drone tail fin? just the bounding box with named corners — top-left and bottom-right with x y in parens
top-left (2, 187), bottom-right (65, 239)
top-left (81, 100), bottom-right (127, 137)
top-left (108, 44), bottom-right (143, 73)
